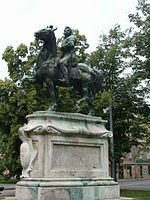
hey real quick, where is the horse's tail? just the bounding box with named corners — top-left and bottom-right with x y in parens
top-left (91, 68), bottom-right (104, 96)
top-left (77, 64), bottom-right (103, 93)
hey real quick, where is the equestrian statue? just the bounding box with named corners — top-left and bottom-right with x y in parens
top-left (19, 25), bottom-right (103, 115)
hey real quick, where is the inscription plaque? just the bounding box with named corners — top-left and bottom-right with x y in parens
top-left (53, 144), bottom-right (101, 170)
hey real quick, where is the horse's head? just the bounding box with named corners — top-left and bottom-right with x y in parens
top-left (34, 26), bottom-right (57, 42)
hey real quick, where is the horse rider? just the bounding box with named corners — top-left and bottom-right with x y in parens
top-left (59, 26), bottom-right (77, 84)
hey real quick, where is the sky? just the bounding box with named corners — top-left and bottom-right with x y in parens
top-left (0, 0), bottom-right (138, 80)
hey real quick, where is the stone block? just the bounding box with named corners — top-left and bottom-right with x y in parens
top-left (16, 112), bottom-right (120, 200)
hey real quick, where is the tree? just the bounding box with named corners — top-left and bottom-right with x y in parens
top-left (126, 0), bottom-right (150, 151)
top-left (128, 0), bottom-right (150, 94)
top-left (0, 78), bottom-right (38, 177)
top-left (0, 29), bottom-right (90, 177)
top-left (88, 24), bottom-right (150, 165)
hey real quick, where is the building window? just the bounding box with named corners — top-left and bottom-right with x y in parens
top-left (148, 166), bottom-right (150, 175)
top-left (140, 166), bottom-right (143, 177)
top-left (147, 152), bottom-right (150, 159)
top-left (127, 166), bottom-right (132, 177)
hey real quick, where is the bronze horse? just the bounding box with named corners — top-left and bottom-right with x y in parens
top-left (19, 26), bottom-right (103, 115)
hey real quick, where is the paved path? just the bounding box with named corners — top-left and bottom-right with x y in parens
top-left (0, 184), bottom-right (15, 189)
top-left (0, 184), bottom-right (15, 198)
top-left (118, 179), bottom-right (150, 191)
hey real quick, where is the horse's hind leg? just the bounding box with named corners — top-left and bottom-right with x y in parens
top-left (45, 79), bottom-right (57, 111)
top-left (75, 84), bottom-right (89, 112)
top-left (88, 91), bottom-right (94, 115)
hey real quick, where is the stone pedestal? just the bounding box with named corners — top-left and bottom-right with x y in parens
top-left (16, 111), bottom-right (120, 200)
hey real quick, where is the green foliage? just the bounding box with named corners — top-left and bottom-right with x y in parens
top-left (55, 87), bottom-right (75, 113)
top-left (73, 29), bottom-right (89, 63)
top-left (2, 44), bottom-right (28, 82)
top-left (94, 92), bottom-right (111, 117)
top-left (88, 24), bottom-right (150, 162)
top-left (0, 79), bottom-right (39, 177)
top-left (128, 0), bottom-right (150, 86)
top-left (2, 40), bottom-right (42, 82)
top-left (113, 76), bottom-right (149, 161)
top-left (0, 30), bottom-right (90, 177)
top-left (127, 0), bottom-right (150, 145)
top-left (88, 25), bottom-right (130, 91)
top-left (0, 39), bottom-right (51, 177)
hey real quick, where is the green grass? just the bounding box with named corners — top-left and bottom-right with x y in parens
top-left (121, 189), bottom-right (150, 200)
top-left (0, 179), bottom-right (18, 184)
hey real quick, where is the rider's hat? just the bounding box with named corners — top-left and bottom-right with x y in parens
top-left (64, 26), bottom-right (72, 34)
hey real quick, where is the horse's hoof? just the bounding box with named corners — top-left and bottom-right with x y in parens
top-left (75, 105), bottom-right (81, 113)
top-left (48, 108), bottom-right (54, 112)
top-left (48, 105), bottom-right (56, 112)
top-left (88, 111), bottom-right (94, 116)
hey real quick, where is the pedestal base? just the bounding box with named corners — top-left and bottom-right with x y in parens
top-left (15, 112), bottom-right (120, 200)
top-left (16, 178), bottom-right (120, 200)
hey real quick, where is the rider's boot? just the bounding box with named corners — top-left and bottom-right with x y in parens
top-left (59, 65), bottom-right (69, 85)
top-left (59, 77), bottom-right (69, 85)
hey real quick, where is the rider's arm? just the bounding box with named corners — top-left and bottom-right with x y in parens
top-left (60, 36), bottom-right (76, 54)
top-left (64, 36), bottom-right (76, 51)
top-left (68, 36), bottom-right (76, 48)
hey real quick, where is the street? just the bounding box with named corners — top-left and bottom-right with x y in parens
top-left (0, 184), bottom-right (16, 197)
top-left (118, 179), bottom-right (150, 191)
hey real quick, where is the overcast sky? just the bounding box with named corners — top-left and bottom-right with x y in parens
top-left (0, 0), bottom-right (138, 80)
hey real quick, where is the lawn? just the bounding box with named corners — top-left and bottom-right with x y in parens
top-left (0, 179), bottom-right (18, 184)
top-left (121, 189), bottom-right (150, 200)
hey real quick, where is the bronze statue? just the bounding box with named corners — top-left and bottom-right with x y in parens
top-left (59, 26), bottom-right (77, 85)
top-left (19, 26), bottom-right (103, 115)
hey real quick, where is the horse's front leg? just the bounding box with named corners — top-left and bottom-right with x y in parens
top-left (46, 79), bottom-right (57, 111)
top-left (19, 76), bottom-right (36, 96)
